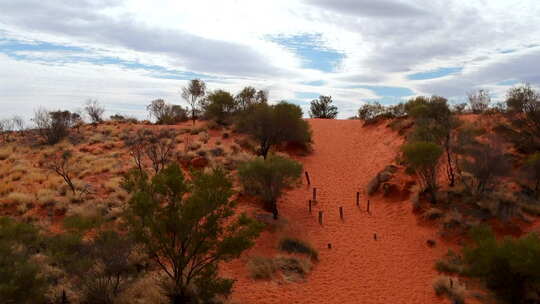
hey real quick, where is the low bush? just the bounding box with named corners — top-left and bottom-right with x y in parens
top-left (432, 275), bottom-right (466, 304)
top-left (278, 237), bottom-right (318, 261)
top-left (247, 256), bottom-right (277, 280)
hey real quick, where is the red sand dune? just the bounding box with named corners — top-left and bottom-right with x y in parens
top-left (225, 119), bottom-right (451, 304)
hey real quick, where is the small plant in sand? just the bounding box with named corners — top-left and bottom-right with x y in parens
top-left (238, 155), bottom-right (302, 219)
top-left (278, 237), bottom-right (319, 261)
top-left (432, 275), bottom-right (466, 304)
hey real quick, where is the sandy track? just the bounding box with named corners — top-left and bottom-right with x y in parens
top-left (227, 119), bottom-right (449, 304)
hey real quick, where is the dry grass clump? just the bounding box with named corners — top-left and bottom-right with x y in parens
top-left (37, 188), bottom-right (58, 206)
top-left (435, 250), bottom-right (464, 274)
top-left (422, 207), bottom-right (444, 220)
top-left (247, 256), bottom-right (277, 280)
top-left (116, 274), bottom-right (167, 304)
top-left (7, 191), bottom-right (34, 205)
top-left (23, 171), bottom-right (47, 184)
top-left (274, 255), bottom-right (313, 282)
top-left (0, 145), bottom-right (13, 160)
top-left (432, 275), bottom-right (466, 304)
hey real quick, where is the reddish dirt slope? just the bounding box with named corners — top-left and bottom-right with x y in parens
top-left (227, 119), bottom-right (450, 304)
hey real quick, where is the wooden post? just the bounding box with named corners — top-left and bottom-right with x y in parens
top-left (305, 171), bottom-right (311, 185)
top-left (339, 206), bottom-right (344, 220)
top-left (308, 200), bottom-right (312, 213)
top-left (367, 199), bottom-right (371, 214)
top-left (313, 187), bottom-right (317, 202)
top-left (318, 211), bottom-right (323, 225)
top-left (356, 192), bottom-right (360, 207)
top-left (328, 243), bottom-right (332, 249)
top-left (373, 233), bottom-right (377, 240)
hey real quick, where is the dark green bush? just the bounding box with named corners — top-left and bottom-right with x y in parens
top-left (238, 155), bottom-right (302, 219)
top-left (309, 95), bottom-right (338, 119)
top-left (278, 237), bottom-right (318, 261)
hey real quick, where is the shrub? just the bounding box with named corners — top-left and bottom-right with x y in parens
top-left (274, 256), bottom-right (313, 282)
top-left (278, 237), bottom-right (318, 261)
top-left (7, 192), bottom-right (33, 205)
top-left (432, 275), bottom-right (466, 304)
top-left (524, 152), bottom-right (540, 198)
top-left (309, 95), bottom-right (338, 119)
top-left (236, 102), bottom-right (312, 158)
top-left (461, 225), bottom-right (540, 303)
top-left (435, 250), bottom-right (464, 274)
top-left (402, 142), bottom-right (443, 202)
top-left (247, 256), bottom-right (276, 280)
top-left (238, 155), bottom-right (302, 219)
top-left (235, 86), bottom-right (267, 111)
top-left (0, 217), bottom-right (47, 303)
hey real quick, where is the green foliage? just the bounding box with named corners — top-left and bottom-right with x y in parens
top-left (278, 237), bottom-right (318, 261)
top-left (238, 155), bottom-right (302, 219)
top-left (506, 84), bottom-right (539, 113)
top-left (125, 163), bottom-right (263, 303)
top-left (407, 96), bottom-right (455, 144)
top-left (203, 90), bottom-right (238, 125)
top-left (0, 217), bottom-right (47, 304)
top-left (402, 142), bottom-right (443, 199)
top-left (309, 95), bottom-right (338, 119)
top-left (236, 102), bottom-right (312, 158)
top-left (525, 152), bottom-right (540, 198)
top-left (462, 225), bottom-right (540, 303)
top-left (235, 86), bottom-right (267, 111)
top-left (63, 214), bottom-right (103, 233)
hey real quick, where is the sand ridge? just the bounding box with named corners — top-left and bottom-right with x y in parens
top-left (226, 119), bottom-right (450, 304)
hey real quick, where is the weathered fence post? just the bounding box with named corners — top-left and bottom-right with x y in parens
top-left (373, 233), bottom-right (377, 240)
top-left (328, 243), bottom-right (332, 249)
top-left (339, 206), bottom-right (344, 220)
top-left (305, 171), bottom-right (311, 185)
top-left (308, 200), bottom-right (312, 213)
top-left (367, 199), bottom-right (371, 214)
top-left (318, 211), bottom-right (323, 225)
top-left (356, 192), bottom-right (360, 207)
top-left (313, 187), bottom-right (317, 202)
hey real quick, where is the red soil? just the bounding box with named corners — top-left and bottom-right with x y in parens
top-left (225, 119), bottom-right (450, 304)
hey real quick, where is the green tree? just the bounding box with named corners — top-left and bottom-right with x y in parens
top-left (402, 141), bottom-right (443, 203)
top-left (0, 217), bottom-right (47, 304)
top-left (309, 95), bottom-right (338, 119)
top-left (236, 102), bottom-right (312, 159)
top-left (462, 225), bottom-right (540, 303)
top-left (238, 155), bottom-right (302, 219)
top-left (182, 79), bottom-right (207, 125)
top-left (124, 164), bottom-right (262, 303)
top-left (203, 90), bottom-right (238, 125)
top-left (407, 96), bottom-right (458, 186)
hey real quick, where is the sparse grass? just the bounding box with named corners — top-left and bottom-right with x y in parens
top-left (274, 255), bottom-right (313, 282)
top-left (0, 145), bottom-right (13, 160)
top-left (423, 208), bottom-right (444, 220)
top-left (7, 191), bottom-right (34, 205)
top-left (37, 188), bottom-right (57, 206)
top-left (63, 214), bottom-right (103, 232)
top-left (432, 275), bottom-right (466, 304)
top-left (247, 256), bottom-right (277, 280)
top-left (278, 237), bottom-right (319, 261)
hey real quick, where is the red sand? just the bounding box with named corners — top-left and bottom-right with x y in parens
top-left (225, 119), bottom-right (450, 304)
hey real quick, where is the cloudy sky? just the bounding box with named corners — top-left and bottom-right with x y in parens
top-left (1, 0), bottom-right (539, 120)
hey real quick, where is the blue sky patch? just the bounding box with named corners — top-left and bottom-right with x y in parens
top-left (497, 79), bottom-right (520, 86)
top-left (0, 37), bottom-right (210, 81)
top-left (268, 34), bottom-right (344, 72)
top-left (408, 67), bottom-right (462, 80)
top-left (296, 92), bottom-right (320, 100)
top-left (302, 80), bottom-right (325, 86)
top-left (356, 85), bottom-right (414, 97)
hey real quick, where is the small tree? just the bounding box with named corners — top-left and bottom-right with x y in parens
top-left (236, 102), bottom-right (312, 159)
top-left (42, 150), bottom-right (78, 194)
top-left (238, 155), bottom-right (302, 219)
top-left (309, 95), bottom-right (338, 119)
top-left (124, 164), bottom-right (262, 303)
top-left (467, 89), bottom-right (491, 114)
top-left (182, 79), bottom-right (207, 125)
top-left (204, 90), bottom-right (238, 125)
top-left (124, 129), bottom-right (176, 174)
top-left (147, 99), bottom-right (188, 125)
top-left (459, 138), bottom-right (510, 196)
top-left (85, 99), bottom-right (105, 124)
top-left (33, 108), bottom-right (81, 144)
top-left (402, 142), bottom-right (443, 203)
top-left (506, 83), bottom-right (539, 114)
top-left (358, 102), bottom-right (386, 122)
top-left (235, 86), bottom-right (257, 111)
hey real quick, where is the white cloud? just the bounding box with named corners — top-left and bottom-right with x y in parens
top-left (0, 0), bottom-right (539, 119)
